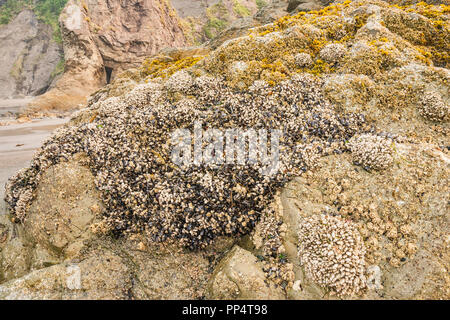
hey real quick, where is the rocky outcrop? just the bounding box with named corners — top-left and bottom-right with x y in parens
top-left (0, 154), bottom-right (236, 299)
top-left (172, 0), bottom-right (261, 44)
top-left (207, 246), bottom-right (286, 299)
top-left (287, 0), bottom-right (333, 13)
top-left (2, 0), bottom-right (449, 300)
top-left (0, 10), bottom-right (62, 99)
top-left (28, 0), bottom-right (187, 114)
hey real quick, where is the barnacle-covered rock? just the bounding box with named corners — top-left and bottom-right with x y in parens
top-left (348, 134), bottom-right (394, 170)
top-left (0, 214), bottom-right (32, 283)
top-left (319, 43), bottom-right (347, 63)
top-left (207, 245), bottom-right (286, 299)
top-left (418, 91), bottom-right (449, 122)
top-left (164, 70), bottom-right (193, 93)
top-left (297, 214), bottom-right (367, 297)
top-left (294, 52), bottom-right (314, 67)
top-left (2, 0), bottom-right (450, 300)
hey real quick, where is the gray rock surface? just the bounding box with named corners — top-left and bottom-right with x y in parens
top-left (0, 10), bottom-right (62, 99)
top-left (207, 245), bottom-right (286, 299)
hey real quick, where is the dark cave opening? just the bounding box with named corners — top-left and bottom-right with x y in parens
top-left (105, 66), bottom-right (113, 84)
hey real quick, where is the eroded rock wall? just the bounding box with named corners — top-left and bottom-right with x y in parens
top-left (28, 0), bottom-right (187, 114)
top-left (0, 10), bottom-right (62, 99)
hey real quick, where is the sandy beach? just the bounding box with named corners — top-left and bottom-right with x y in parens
top-left (0, 107), bottom-right (69, 214)
top-left (0, 98), bottom-right (34, 116)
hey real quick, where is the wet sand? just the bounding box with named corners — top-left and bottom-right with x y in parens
top-left (0, 98), bottom-right (34, 116)
top-left (0, 118), bottom-right (69, 214)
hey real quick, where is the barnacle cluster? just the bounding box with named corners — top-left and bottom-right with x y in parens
top-left (319, 43), bottom-right (348, 64)
top-left (294, 53), bottom-right (314, 68)
top-left (164, 70), bottom-right (193, 93)
top-left (198, 0), bottom-right (449, 92)
top-left (252, 204), bottom-right (295, 289)
top-left (141, 55), bottom-right (205, 79)
top-left (418, 91), bottom-right (449, 122)
top-left (348, 134), bottom-right (394, 170)
top-left (297, 214), bottom-right (367, 296)
top-left (5, 72), bottom-right (367, 250)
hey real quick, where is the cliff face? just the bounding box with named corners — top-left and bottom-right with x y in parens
top-left (0, 10), bottom-right (62, 99)
top-left (85, 0), bottom-right (187, 78)
top-left (28, 0), bottom-right (187, 113)
top-left (3, 0), bottom-right (290, 111)
top-left (172, 0), bottom-right (260, 43)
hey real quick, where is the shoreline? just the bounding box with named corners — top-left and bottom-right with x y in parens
top-left (0, 97), bottom-right (34, 116)
top-left (0, 117), bottom-right (69, 214)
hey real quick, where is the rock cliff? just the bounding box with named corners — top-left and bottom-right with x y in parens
top-left (27, 0), bottom-right (187, 113)
top-left (0, 9), bottom-right (62, 99)
top-left (172, 0), bottom-right (262, 43)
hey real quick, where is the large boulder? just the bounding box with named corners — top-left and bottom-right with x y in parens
top-left (1, 155), bottom-right (236, 299)
top-left (22, 154), bottom-right (103, 257)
